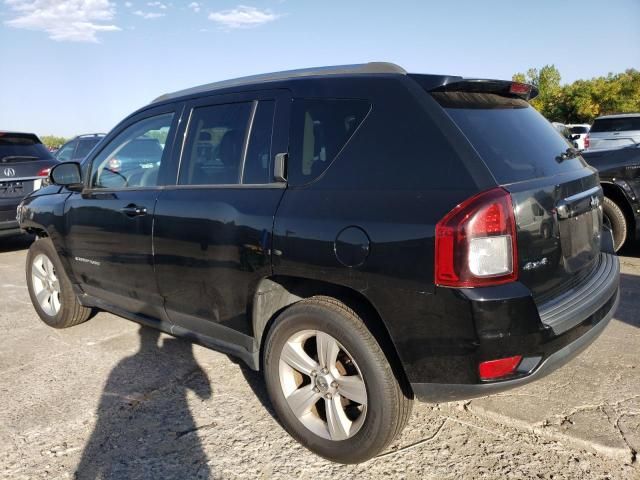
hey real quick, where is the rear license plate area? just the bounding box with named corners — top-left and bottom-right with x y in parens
top-left (559, 208), bottom-right (601, 273)
top-left (0, 180), bottom-right (32, 198)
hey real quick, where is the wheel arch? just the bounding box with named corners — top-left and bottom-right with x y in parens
top-left (601, 182), bottom-right (636, 239)
top-left (252, 275), bottom-right (412, 396)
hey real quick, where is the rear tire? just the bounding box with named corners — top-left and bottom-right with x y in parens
top-left (602, 197), bottom-right (627, 252)
top-left (26, 238), bottom-right (92, 328)
top-left (263, 296), bottom-right (412, 463)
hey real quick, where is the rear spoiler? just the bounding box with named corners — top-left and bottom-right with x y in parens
top-left (409, 74), bottom-right (539, 101)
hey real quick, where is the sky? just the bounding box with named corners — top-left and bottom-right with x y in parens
top-left (0, 0), bottom-right (639, 138)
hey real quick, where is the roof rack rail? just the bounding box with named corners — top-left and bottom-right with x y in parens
top-left (152, 62), bottom-right (406, 104)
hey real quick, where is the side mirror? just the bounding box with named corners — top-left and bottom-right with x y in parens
top-left (50, 162), bottom-right (83, 190)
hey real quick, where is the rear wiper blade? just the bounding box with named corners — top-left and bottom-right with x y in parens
top-left (1, 155), bottom-right (40, 162)
top-left (555, 147), bottom-right (580, 163)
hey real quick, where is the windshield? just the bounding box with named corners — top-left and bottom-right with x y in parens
top-left (434, 92), bottom-right (587, 184)
top-left (0, 134), bottom-right (53, 162)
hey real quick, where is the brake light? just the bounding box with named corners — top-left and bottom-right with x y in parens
top-left (37, 167), bottom-right (50, 177)
top-left (435, 187), bottom-right (518, 287)
top-left (509, 82), bottom-right (531, 96)
top-left (584, 134), bottom-right (590, 149)
top-left (479, 356), bottom-right (522, 380)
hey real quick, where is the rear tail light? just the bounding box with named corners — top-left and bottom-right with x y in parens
top-left (37, 167), bottom-right (51, 177)
top-left (435, 187), bottom-right (518, 287)
top-left (584, 134), bottom-right (590, 149)
top-left (479, 355), bottom-right (522, 380)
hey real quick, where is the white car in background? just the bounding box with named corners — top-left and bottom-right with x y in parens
top-left (587, 113), bottom-right (640, 150)
top-left (566, 123), bottom-right (590, 150)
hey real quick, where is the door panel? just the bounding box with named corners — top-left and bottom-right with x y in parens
top-left (154, 187), bottom-right (284, 343)
top-left (65, 190), bottom-right (163, 317)
top-left (63, 106), bottom-right (181, 321)
top-left (154, 90), bottom-right (290, 345)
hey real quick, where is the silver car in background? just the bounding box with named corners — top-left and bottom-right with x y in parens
top-left (587, 113), bottom-right (640, 150)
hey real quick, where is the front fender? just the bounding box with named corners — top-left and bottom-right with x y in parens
top-left (19, 190), bottom-right (75, 280)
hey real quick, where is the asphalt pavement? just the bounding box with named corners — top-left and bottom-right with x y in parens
top-left (0, 235), bottom-right (638, 479)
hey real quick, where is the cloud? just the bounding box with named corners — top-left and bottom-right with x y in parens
top-left (208, 5), bottom-right (280, 29)
top-left (124, 1), bottom-right (132, 6)
top-left (188, 1), bottom-right (199, 13)
top-left (133, 9), bottom-right (164, 18)
top-left (3, 0), bottom-right (120, 42)
top-left (146, 1), bottom-right (166, 8)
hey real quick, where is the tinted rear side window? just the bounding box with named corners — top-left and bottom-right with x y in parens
top-left (0, 134), bottom-right (53, 162)
top-left (179, 102), bottom-right (253, 186)
top-left (435, 92), bottom-right (586, 184)
top-left (243, 100), bottom-right (275, 184)
top-left (289, 98), bottom-right (370, 185)
top-left (590, 117), bottom-right (640, 133)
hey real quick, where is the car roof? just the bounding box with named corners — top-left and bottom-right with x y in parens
top-left (152, 62), bottom-right (408, 104)
top-left (594, 113), bottom-right (640, 120)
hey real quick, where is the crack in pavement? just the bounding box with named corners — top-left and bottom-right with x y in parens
top-left (375, 418), bottom-right (448, 459)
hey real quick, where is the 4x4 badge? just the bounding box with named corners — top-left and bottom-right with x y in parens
top-left (3, 168), bottom-right (16, 177)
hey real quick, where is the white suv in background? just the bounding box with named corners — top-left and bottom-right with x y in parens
top-left (566, 124), bottom-right (590, 150)
top-left (587, 114), bottom-right (640, 150)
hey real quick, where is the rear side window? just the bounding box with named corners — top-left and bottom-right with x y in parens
top-left (179, 102), bottom-right (252, 186)
top-left (0, 134), bottom-right (53, 162)
top-left (288, 98), bottom-right (370, 185)
top-left (243, 100), bottom-right (275, 184)
top-left (435, 92), bottom-right (586, 184)
top-left (590, 117), bottom-right (640, 133)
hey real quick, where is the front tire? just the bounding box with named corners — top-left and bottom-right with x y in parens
top-left (602, 197), bottom-right (627, 252)
top-left (26, 238), bottom-right (92, 328)
top-left (263, 296), bottom-right (412, 463)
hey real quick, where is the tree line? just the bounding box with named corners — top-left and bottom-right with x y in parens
top-left (513, 66), bottom-right (640, 124)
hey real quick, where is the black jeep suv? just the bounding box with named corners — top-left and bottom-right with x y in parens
top-left (18, 63), bottom-right (620, 463)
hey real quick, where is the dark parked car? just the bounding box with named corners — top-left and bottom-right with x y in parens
top-left (583, 144), bottom-right (640, 251)
top-left (54, 133), bottom-right (105, 163)
top-left (17, 63), bottom-right (620, 463)
top-left (0, 132), bottom-right (58, 238)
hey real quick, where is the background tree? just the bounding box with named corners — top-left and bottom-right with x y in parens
top-left (40, 135), bottom-right (68, 149)
top-left (513, 67), bottom-right (640, 124)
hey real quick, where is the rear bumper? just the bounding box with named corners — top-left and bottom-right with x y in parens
top-left (410, 253), bottom-right (620, 402)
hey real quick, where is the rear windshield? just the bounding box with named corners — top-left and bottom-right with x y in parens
top-left (0, 134), bottom-right (53, 163)
top-left (75, 137), bottom-right (102, 158)
top-left (590, 117), bottom-right (640, 133)
top-left (433, 92), bottom-right (586, 184)
top-left (569, 126), bottom-right (589, 134)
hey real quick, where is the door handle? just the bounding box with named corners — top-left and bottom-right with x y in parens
top-left (121, 204), bottom-right (148, 217)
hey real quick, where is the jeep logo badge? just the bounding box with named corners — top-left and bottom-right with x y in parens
top-left (3, 167), bottom-right (16, 177)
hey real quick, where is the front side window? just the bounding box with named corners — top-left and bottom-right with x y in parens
top-left (288, 98), bottom-right (370, 185)
top-left (91, 113), bottom-right (173, 189)
top-left (179, 102), bottom-right (253, 186)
